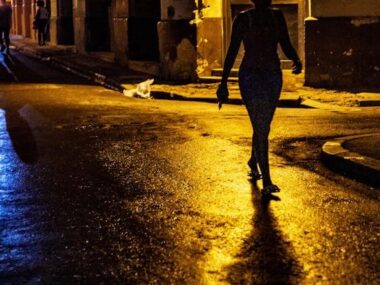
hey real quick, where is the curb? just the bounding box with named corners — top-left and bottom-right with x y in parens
top-left (151, 91), bottom-right (244, 105)
top-left (13, 44), bottom-right (125, 92)
top-left (301, 98), bottom-right (380, 110)
top-left (197, 76), bottom-right (238, 83)
top-left (50, 57), bottom-right (124, 92)
top-left (151, 91), bottom-right (302, 107)
top-left (301, 99), bottom-right (362, 112)
top-left (322, 134), bottom-right (380, 187)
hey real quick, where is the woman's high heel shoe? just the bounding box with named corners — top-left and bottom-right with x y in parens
top-left (248, 170), bottom-right (262, 181)
top-left (261, 184), bottom-right (280, 195)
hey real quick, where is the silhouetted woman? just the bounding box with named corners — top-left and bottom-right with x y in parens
top-left (217, 0), bottom-right (302, 195)
top-left (35, 0), bottom-right (49, 46)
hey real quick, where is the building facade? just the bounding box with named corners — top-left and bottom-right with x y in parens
top-left (305, 0), bottom-right (380, 88)
top-left (10, 0), bottom-right (380, 88)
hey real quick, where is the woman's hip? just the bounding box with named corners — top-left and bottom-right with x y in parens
top-left (239, 69), bottom-right (282, 103)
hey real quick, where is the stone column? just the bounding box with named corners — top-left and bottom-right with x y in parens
top-left (73, 0), bottom-right (85, 52)
top-left (22, 0), bottom-right (31, 38)
top-left (14, 0), bottom-right (23, 35)
top-left (298, 0), bottom-right (306, 64)
top-left (111, 0), bottom-right (128, 65)
top-left (30, 0), bottom-right (37, 40)
top-left (48, 0), bottom-right (58, 44)
top-left (11, 0), bottom-right (16, 33)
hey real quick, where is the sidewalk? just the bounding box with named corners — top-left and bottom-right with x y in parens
top-left (11, 36), bottom-right (303, 106)
top-left (10, 36), bottom-right (380, 187)
top-left (11, 35), bottom-right (380, 108)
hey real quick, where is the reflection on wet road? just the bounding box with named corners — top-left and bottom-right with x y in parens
top-left (0, 108), bottom-right (42, 283)
top-left (0, 51), bottom-right (379, 283)
top-left (0, 85), bottom-right (379, 283)
top-left (0, 53), bottom-right (18, 82)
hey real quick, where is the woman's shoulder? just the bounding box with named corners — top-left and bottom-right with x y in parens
top-left (238, 8), bottom-right (255, 17)
top-left (240, 8), bottom-right (255, 14)
top-left (238, 8), bottom-right (283, 17)
top-left (234, 8), bottom-right (255, 24)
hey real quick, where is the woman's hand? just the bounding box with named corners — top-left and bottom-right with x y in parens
top-left (292, 60), bottom-right (302, 75)
top-left (216, 83), bottom-right (229, 109)
top-left (217, 83), bottom-right (229, 102)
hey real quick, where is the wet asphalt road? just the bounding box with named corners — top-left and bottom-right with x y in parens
top-left (0, 51), bottom-right (380, 284)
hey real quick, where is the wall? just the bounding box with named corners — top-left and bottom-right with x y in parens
top-left (305, 0), bottom-right (380, 89)
top-left (305, 17), bottom-right (380, 89)
top-left (196, 0), bottom-right (224, 76)
top-left (158, 0), bottom-right (197, 81)
top-left (158, 0), bottom-right (227, 80)
top-left (161, 0), bottom-right (194, 20)
top-left (311, 0), bottom-right (380, 17)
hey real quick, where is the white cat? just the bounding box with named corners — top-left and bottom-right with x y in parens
top-left (123, 79), bottom-right (154, 99)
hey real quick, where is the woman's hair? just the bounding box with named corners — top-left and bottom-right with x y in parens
top-left (37, 0), bottom-right (45, 7)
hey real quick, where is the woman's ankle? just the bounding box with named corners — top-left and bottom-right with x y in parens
top-left (262, 179), bottom-right (273, 188)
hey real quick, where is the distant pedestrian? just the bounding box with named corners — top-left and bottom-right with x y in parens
top-left (35, 0), bottom-right (49, 46)
top-left (217, 0), bottom-right (302, 195)
top-left (0, 0), bottom-right (12, 54)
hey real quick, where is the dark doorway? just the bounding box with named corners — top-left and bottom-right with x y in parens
top-left (85, 0), bottom-right (111, 51)
top-left (128, 0), bottom-right (160, 61)
top-left (57, 0), bottom-right (74, 45)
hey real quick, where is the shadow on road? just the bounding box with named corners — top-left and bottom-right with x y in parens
top-left (0, 98), bottom-right (38, 164)
top-left (5, 108), bottom-right (38, 164)
top-left (225, 182), bottom-right (302, 284)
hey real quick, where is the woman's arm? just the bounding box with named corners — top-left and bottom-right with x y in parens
top-left (276, 10), bottom-right (299, 62)
top-left (276, 10), bottom-right (302, 74)
top-left (220, 15), bottom-right (244, 86)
